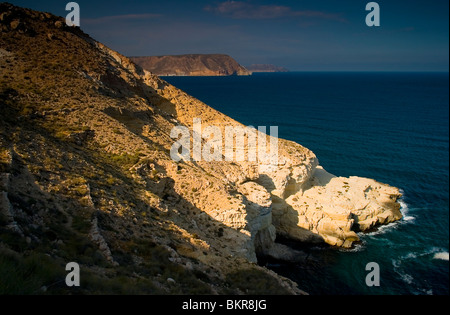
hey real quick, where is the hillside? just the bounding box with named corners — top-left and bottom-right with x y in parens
top-left (0, 3), bottom-right (401, 295)
top-left (246, 64), bottom-right (289, 73)
top-left (130, 54), bottom-right (251, 76)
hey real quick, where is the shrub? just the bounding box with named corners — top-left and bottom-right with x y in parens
top-left (226, 268), bottom-right (292, 295)
top-left (0, 249), bottom-right (66, 294)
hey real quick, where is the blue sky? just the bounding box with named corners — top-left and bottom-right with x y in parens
top-left (8, 0), bottom-right (450, 71)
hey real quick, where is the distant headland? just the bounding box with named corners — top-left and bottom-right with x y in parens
top-left (130, 54), bottom-right (251, 76)
top-left (246, 64), bottom-right (289, 73)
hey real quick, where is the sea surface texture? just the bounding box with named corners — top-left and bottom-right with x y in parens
top-left (163, 72), bottom-right (449, 295)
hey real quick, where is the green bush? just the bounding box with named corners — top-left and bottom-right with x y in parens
top-left (108, 153), bottom-right (140, 168)
top-left (0, 249), bottom-right (66, 295)
top-left (71, 214), bottom-right (92, 234)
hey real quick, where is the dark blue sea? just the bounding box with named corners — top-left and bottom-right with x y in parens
top-left (163, 72), bottom-right (449, 295)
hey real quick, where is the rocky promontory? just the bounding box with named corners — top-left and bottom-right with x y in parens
top-left (246, 64), bottom-right (289, 73)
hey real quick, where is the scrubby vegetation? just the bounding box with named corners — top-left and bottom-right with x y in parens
top-left (0, 3), bottom-right (300, 295)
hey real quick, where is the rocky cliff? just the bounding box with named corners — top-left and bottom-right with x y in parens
top-left (0, 3), bottom-right (401, 294)
top-left (130, 54), bottom-right (252, 76)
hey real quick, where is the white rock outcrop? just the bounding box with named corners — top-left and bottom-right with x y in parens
top-left (89, 217), bottom-right (119, 266)
top-left (261, 163), bottom-right (402, 248)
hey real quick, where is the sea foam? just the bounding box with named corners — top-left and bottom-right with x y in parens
top-left (398, 191), bottom-right (416, 223)
top-left (361, 192), bottom-right (412, 239)
top-left (433, 252), bottom-right (449, 261)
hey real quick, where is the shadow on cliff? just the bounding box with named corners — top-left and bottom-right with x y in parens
top-left (257, 174), bottom-right (326, 246)
top-left (99, 61), bottom-right (179, 121)
top-left (100, 70), bottom-right (182, 153)
top-left (0, 115), bottom-right (261, 294)
top-left (95, 72), bottom-right (257, 260)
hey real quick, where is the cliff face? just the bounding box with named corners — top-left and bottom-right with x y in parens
top-left (0, 3), bottom-right (401, 294)
top-left (130, 54), bottom-right (252, 76)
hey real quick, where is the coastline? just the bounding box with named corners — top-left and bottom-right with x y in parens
top-left (0, 3), bottom-right (447, 295)
top-left (162, 72), bottom-right (449, 295)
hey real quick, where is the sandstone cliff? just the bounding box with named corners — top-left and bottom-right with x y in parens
top-left (130, 54), bottom-right (251, 76)
top-left (0, 3), bottom-right (401, 294)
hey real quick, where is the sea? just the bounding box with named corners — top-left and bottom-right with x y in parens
top-left (162, 72), bottom-right (449, 295)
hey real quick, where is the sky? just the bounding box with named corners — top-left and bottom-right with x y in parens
top-left (7, 0), bottom-right (450, 71)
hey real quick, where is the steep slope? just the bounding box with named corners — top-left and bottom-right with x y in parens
top-left (0, 3), bottom-right (298, 294)
top-left (0, 3), bottom-right (401, 294)
top-left (130, 54), bottom-right (252, 76)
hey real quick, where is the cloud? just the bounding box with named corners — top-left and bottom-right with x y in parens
top-left (83, 13), bottom-right (162, 25)
top-left (205, 1), bottom-right (346, 22)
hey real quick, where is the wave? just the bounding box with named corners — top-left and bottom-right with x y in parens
top-left (363, 223), bottom-right (399, 238)
top-left (397, 247), bottom-right (447, 261)
top-left (398, 197), bottom-right (416, 223)
top-left (433, 252), bottom-right (449, 261)
top-left (360, 193), bottom-right (413, 239)
top-left (392, 258), bottom-right (415, 285)
top-left (392, 247), bottom-right (446, 293)
top-left (338, 240), bottom-right (366, 253)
